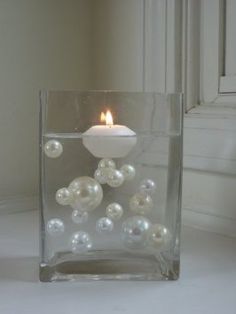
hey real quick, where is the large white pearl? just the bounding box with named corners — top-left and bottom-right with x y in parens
top-left (120, 164), bottom-right (136, 181)
top-left (129, 193), bottom-right (153, 215)
top-left (94, 168), bottom-right (109, 184)
top-left (106, 169), bottom-right (124, 188)
top-left (71, 231), bottom-right (92, 253)
top-left (106, 202), bottom-right (123, 221)
top-left (68, 176), bottom-right (103, 212)
top-left (71, 210), bottom-right (88, 224)
top-left (96, 217), bottom-right (114, 233)
top-left (44, 140), bottom-right (63, 158)
top-left (148, 224), bottom-right (172, 250)
top-left (98, 158), bottom-right (116, 170)
top-left (139, 179), bottom-right (156, 195)
top-left (55, 187), bottom-right (73, 205)
top-left (121, 216), bottom-right (151, 249)
top-left (46, 219), bottom-right (64, 236)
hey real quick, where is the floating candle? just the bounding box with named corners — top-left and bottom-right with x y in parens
top-left (82, 110), bottom-right (137, 158)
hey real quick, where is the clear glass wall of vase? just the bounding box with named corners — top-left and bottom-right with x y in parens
top-left (39, 91), bottom-right (183, 282)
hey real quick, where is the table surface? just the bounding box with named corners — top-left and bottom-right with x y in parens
top-left (0, 210), bottom-right (235, 314)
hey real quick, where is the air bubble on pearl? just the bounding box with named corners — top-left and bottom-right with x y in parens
top-left (106, 202), bottom-right (123, 221)
top-left (68, 176), bottom-right (103, 212)
top-left (55, 187), bottom-right (73, 205)
top-left (96, 217), bottom-right (114, 233)
top-left (148, 224), bottom-right (172, 251)
top-left (139, 179), bottom-right (157, 195)
top-left (98, 158), bottom-right (116, 170)
top-left (46, 219), bottom-right (64, 236)
top-left (120, 164), bottom-right (136, 181)
top-left (71, 231), bottom-right (92, 253)
top-left (106, 169), bottom-right (124, 188)
top-left (129, 193), bottom-right (153, 215)
top-left (121, 216), bottom-right (151, 249)
top-left (71, 210), bottom-right (88, 224)
top-left (44, 140), bottom-right (63, 158)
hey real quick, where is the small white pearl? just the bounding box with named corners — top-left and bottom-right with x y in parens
top-left (139, 179), bottom-right (156, 195)
top-left (71, 210), bottom-right (88, 224)
top-left (121, 216), bottom-right (151, 249)
top-left (148, 224), bottom-right (172, 250)
top-left (68, 176), bottom-right (103, 212)
top-left (106, 203), bottom-right (123, 221)
top-left (46, 219), bottom-right (64, 236)
top-left (94, 168), bottom-right (109, 184)
top-left (129, 193), bottom-right (153, 215)
top-left (55, 187), bottom-right (73, 205)
top-left (44, 140), bottom-right (63, 158)
top-left (98, 158), bottom-right (116, 169)
top-left (71, 231), bottom-right (92, 253)
top-left (120, 164), bottom-right (136, 181)
top-left (96, 217), bottom-right (114, 233)
top-left (106, 169), bottom-right (124, 188)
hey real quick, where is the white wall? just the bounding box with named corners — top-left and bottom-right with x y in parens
top-left (0, 0), bottom-right (92, 205)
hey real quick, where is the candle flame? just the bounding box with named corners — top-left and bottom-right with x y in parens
top-left (100, 110), bottom-right (113, 126)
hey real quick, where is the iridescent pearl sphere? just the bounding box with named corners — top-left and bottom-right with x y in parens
top-left (129, 193), bottom-right (153, 215)
top-left (46, 219), bottom-right (64, 236)
top-left (98, 158), bottom-right (116, 169)
top-left (69, 176), bottom-right (103, 212)
top-left (139, 179), bottom-right (157, 195)
top-left (120, 164), bottom-right (136, 181)
top-left (44, 140), bottom-right (63, 158)
top-left (106, 169), bottom-right (124, 188)
top-left (106, 202), bottom-right (123, 221)
top-left (96, 217), bottom-right (114, 233)
top-left (71, 209), bottom-right (88, 224)
top-left (121, 216), bottom-right (151, 249)
top-left (55, 187), bottom-right (73, 205)
top-left (148, 224), bottom-right (172, 250)
top-left (71, 231), bottom-right (92, 253)
top-left (94, 168), bottom-right (109, 184)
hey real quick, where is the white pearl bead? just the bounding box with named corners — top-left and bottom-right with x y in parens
top-left (55, 187), bottom-right (73, 205)
top-left (94, 168), bottom-right (109, 184)
top-left (129, 193), bottom-right (153, 215)
top-left (96, 217), bottom-right (114, 233)
top-left (148, 224), bottom-right (172, 250)
top-left (44, 140), bottom-right (63, 158)
top-left (71, 231), bottom-right (92, 253)
top-left (106, 169), bottom-right (124, 187)
top-left (71, 210), bottom-right (88, 224)
top-left (46, 219), bottom-right (64, 236)
top-left (98, 158), bottom-right (116, 169)
top-left (106, 202), bottom-right (123, 221)
top-left (68, 176), bottom-right (103, 212)
top-left (121, 216), bottom-right (151, 249)
top-left (120, 164), bottom-right (136, 181)
top-left (139, 179), bottom-right (156, 194)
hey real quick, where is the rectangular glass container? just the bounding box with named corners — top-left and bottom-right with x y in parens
top-left (39, 91), bottom-right (183, 281)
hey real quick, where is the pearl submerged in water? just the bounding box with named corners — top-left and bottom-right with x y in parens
top-left (55, 187), bottom-right (73, 205)
top-left (44, 140), bottom-right (63, 158)
top-left (148, 224), bottom-right (172, 250)
top-left (139, 179), bottom-right (157, 195)
top-left (106, 169), bottom-right (124, 187)
top-left (46, 219), bottom-right (64, 236)
top-left (94, 168), bottom-right (109, 184)
top-left (106, 202), bottom-right (123, 221)
top-left (129, 192), bottom-right (153, 215)
top-left (71, 210), bottom-right (88, 224)
top-left (96, 217), bottom-right (114, 233)
top-left (69, 176), bottom-right (103, 212)
top-left (120, 164), bottom-right (136, 181)
top-left (71, 231), bottom-right (92, 253)
top-left (121, 216), bottom-right (151, 249)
